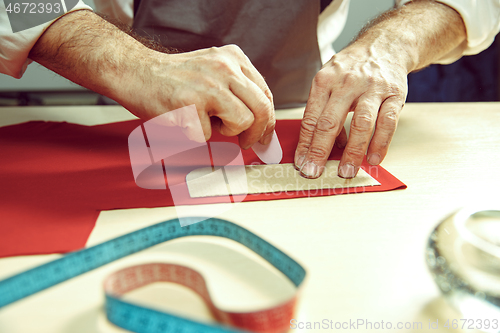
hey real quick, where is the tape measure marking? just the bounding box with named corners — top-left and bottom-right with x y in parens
top-left (0, 218), bottom-right (306, 333)
top-left (104, 263), bottom-right (296, 332)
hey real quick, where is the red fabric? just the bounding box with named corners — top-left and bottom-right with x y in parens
top-left (0, 119), bottom-right (406, 258)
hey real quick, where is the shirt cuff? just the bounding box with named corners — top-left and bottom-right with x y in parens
top-left (0, 0), bottom-right (92, 78)
top-left (397, 0), bottom-right (500, 64)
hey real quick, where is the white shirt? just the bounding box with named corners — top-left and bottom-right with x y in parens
top-left (0, 0), bottom-right (92, 78)
top-left (1, 0), bottom-right (499, 78)
top-left (399, 0), bottom-right (500, 64)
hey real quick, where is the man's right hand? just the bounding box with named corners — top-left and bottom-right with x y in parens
top-left (29, 11), bottom-right (275, 149)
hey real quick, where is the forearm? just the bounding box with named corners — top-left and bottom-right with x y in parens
top-left (349, 0), bottom-right (467, 73)
top-left (28, 9), bottom-right (162, 104)
top-left (29, 9), bottom-right (275, 148)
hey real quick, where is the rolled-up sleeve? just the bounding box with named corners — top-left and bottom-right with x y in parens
top-left (397, 0), bottom-right (500, 64)
top-left (0, 0), bottom-right (92, 78)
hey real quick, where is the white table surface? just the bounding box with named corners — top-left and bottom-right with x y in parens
top-left (0, 103), bottom-right (499, 333)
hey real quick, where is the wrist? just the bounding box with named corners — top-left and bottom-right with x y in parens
top-left (343, 33), bottom-right (416, 74)
top-left (107, 44), bottom-right (170, 116)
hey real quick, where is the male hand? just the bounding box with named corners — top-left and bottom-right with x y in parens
top-left (294, 0), bottom-right (468, 179)
top-left (294, 45), bottom-right (407, 179)
top-left (122, 45), bottom-right (275, 149)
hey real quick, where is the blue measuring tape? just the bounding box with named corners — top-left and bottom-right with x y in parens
top-left (0, 217), bottom-right (306, 332)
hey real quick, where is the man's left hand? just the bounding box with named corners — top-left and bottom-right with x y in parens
top-left (294, 45), bottom-right (407, 179)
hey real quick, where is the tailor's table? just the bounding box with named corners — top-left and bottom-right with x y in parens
top-left (0, 103), bottom-right (499, 333)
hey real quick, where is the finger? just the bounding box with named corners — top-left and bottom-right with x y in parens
top-left (257, 112), bottom-right (276, 146)
top-left (335, 126), bottom-right (347, 149)
top-left (229, 44), bottom-right (274, 106)
top-left (209, 90), bottom-right (255, 138)
top-left (148, 105), bottom-right (212, 143)
top-left (298, 97), bottom-right (352, 179)
top-left (366, 96), bottom-right (403, 165)
top-left (229, 46), bottom-right (275, 146)
top-left (197, 106), bottom-right (213, 142)
top-left (182, 105), bottom-right (212, 142)
top-left (229, 76), bottom-right (274, 149)
top-left (338, 95), bottom-right (381, 178)
top-left (241, 64), bottom-right (273, 104)
top-left (293, 83), bottom-right (331, 170)
top-left (214, 45), bottom-right (275, 148)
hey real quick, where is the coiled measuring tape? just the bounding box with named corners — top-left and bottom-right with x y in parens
top-left (0, 217), bottom-right (305, 333)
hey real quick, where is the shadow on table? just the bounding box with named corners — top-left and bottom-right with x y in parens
top-left (414, 297), bottom-right (464, 333)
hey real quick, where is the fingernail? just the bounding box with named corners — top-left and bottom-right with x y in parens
top-left (368, 153), bottom-right (381, 165)
top-left (338, 163), bottom-right (356, 179)
top-left (262, 132), bottom-right (273, 145)
top-left (295, 155), bottom-right (305, 170)
top-left (300, 161), bottom-right (319, 179)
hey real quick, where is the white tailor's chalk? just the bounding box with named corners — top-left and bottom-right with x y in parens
top-left (251, 131), bottom-right (283, 165)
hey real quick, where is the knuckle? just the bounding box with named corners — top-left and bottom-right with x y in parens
top-left (351, 110), bottom-right (375, 132)
top-left (384, 82), bottom-right (406, 99)
top-left (378, 108), bottom-right (398, 131)
top-left (229, 106), bottom-right (254, 129)
top-left (258, 91), bottom-right (273, 110)
top-left (340, 70), bottom-right (362, 87)
top-left (221, 44), bottom-right (243, 56)
top-left (248, 93), bottom-right (273, 119)
top-left (295, 144), bottom-right (309, 155)
top-left (223, 116), bottom-right (250, 135)
top-left (390, 84), bottom-right (405, 97)
top-left (307, 145), bottom-right (330, 160)
top-left (316, 115), bottom-right (340, 133)
top-left (203, 76), bottom-right (220, 89)
top-left (312, 70), bottom-right (331, 88)
top-left (364, 73), bottom-right (375, 85)
top-left (205, 80), bottom-right (225, 97)
top-left (300, 116), bottom-right (318, 136)
top-left (264, 87), bottom-right (273, 103)
top-left (344, 146), bottom-right (366, 161)
top-left (211, 56), bottom-right (233, 72)
top-left (240, 114), bottom-right (254, 130)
